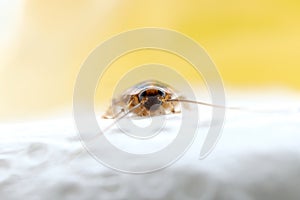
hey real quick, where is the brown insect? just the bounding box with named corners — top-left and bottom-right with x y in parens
top-left (101, 80), bottom-right (299, 133)
top-left (102, 80), bottom-right (228, 120)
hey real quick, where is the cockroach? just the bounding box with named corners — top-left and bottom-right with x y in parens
top-left (102, 80), bottom-right (234, 120)
top-left (101, 80), bottom-right (300, 132)
top-left (99, 80), bottom-right (241, 132)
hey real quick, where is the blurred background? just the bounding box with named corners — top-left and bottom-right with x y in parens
top-left (1, 0), bottom-right (300, 121)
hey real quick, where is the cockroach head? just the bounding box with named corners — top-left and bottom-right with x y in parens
top-left (138, 88), bottom-right (166, 110)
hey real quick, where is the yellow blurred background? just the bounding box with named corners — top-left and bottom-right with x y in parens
top-left (1, 0), bottom-right (300, 121)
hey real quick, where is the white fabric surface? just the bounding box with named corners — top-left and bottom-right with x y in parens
top-left (1, 93), bottom-right (300, 200)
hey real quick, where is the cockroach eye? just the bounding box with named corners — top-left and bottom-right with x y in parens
top-left (138, 90), bottom-right (147, 101)
top-left (158, 90), bottom-right (165, 97)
